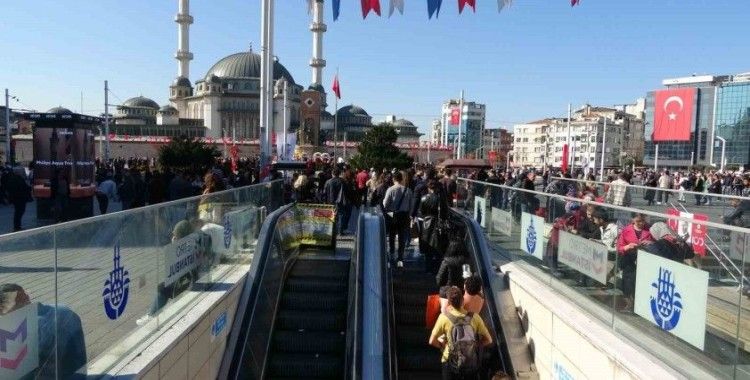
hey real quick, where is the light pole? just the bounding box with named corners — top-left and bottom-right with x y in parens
top-left (4, 89), bottom-right (10, 165)
top-left (716, 136), bottom-right (726, 172)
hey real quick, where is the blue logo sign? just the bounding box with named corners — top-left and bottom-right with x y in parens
top-left (211, 311), bottom-right (227, 339)
top-left (526, 217), bottom-right (537, 253)
top-left (102, 243), bottom-right (130, 320)
top-left (223, 215), bottom-right (232, 249)
top-left (0, 318), bottom-right (28, 370)
top-left (650, 267), bottom-right (682, 331)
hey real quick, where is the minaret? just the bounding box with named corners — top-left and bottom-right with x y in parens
top-left (175, 0), bottom-right (193, 79)
top-left (310, 0), bottom-right (326, 85)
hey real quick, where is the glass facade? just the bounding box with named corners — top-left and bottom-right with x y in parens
top-left (714, 82), bottom-right (750, 166)
top-left (644, 87), bottom-right (714, 165)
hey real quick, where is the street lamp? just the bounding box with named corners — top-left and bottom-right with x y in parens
top-left (715, 136), bottom-right (726, 172)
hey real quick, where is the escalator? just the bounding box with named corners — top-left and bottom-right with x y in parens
top-left (391, 265), bottom-right (442, 379)
top-left (381, 208), bottom-right (538, 380)
top-left (221, 204), bottom-right (364, 380)
top-left (266, 258), bottom-right (350, 378)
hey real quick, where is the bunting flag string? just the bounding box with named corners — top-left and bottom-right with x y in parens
top-left (361, 0), bottom-right (382, 18)
top-left (497, 0), bottom-right (512, 12)
top-left (389, 0), bottom-right (405, 17)
top-left (327, 0), bottom-right (580, 21)
top-left (427, 0), bottom-right (443, 19)
top-left (458, 0), bottom-right (476, 14)
top-left (332, 0), bottom-right (341, 21)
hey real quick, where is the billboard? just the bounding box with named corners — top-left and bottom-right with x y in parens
top-left (28, 113), bottom-right (98, 198)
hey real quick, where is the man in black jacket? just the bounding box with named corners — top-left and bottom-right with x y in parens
top-left (6, 167), bottom-right (31, 231)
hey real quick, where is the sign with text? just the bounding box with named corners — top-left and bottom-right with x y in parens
top-left (0, 303), bottom-right (38, 380)
top-left (474, 196), bottom-right (487, 228)
top-left (491, 207), bottom-right (512, 237)
top-left (520, 212), bottom-right (545, 260)
top-left (635, 250), bottom-right (708, 350)
top-left (558, 231), bottom-right (608, 284)
top-left (297, 204), bottom-right (336, 247)
top-left (211, 310), bottom-right (228, 342)
top-left (690, 213), bottom-right (708, 257)
top-left (666, 208), bottom-right (680, 232)
top-left (162, 233), bottom-right (202, 287)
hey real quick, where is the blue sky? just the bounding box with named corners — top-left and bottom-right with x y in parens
top-left (0, 0), bottom-right (748, 135)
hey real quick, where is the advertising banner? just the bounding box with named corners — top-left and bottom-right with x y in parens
top-left (450, 107), bottom-right (460, 125)
top-left (677, 211), bottom-right (693, 240)
top-left (491, 207), bottom-right (512, 237)
top-left (520, 212), bottom-right (545, 260)
top-left (635, 250), bottom-right (708, 350)
top-left (666, 208), bottom-right (680, 232)
top-left (653, 87), bottom-right (695, 142)
top-left (730, 231), bottom-right (750, 261)
top-left (558, 231), bottom-right (608, 284)
top-left (297, 204), bottom-right (336, 247)
top-left (0, 303), bottom-right (38, 380)
top-left (690, 213), bottom-right (708, 257)
top-left (221, 206), bottom-right (258, 258)
top-left (163, 233), bottom-right (203, 287)
top-left (474, 196), bottom-right (487, 228)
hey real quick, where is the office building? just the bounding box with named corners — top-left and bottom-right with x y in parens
top-left (438, 99), bottom-right (485, 158)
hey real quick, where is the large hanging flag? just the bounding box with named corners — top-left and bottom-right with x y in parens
top-left (427, 0), bottom-right (443, 19)
top-left (389, 0), bottom-right (405, 17)
top-left (653, 88), bottom-right (695, 142)
top-left (332, 74), bottom-right (342, 99)
top-left (458, 0), bottom-right (476, 13)
top-left (571, 0), bottom-right (581, 6)
top-left (361, 0), bottom-right (382, 18)
top-left (497, 0), bottom-right (512, 12)
top-left (333, 0), bottom-right (341, 20)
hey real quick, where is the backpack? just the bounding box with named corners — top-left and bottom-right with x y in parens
top-left (445, 311), bottom-right (480, 375)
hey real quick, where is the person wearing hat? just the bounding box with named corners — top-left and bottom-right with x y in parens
top-left (646, 222), bottom-right (695, 265)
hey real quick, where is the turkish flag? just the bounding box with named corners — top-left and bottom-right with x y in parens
top-left (332, 74), bottom-right (341, 99)
top-left (561, 144), bottom-right (569, 173)
top-left (653, 88), bottom-right (695, 142)
top-left (450, 108), bottom-right (460, 125)
top-left (361, 0), bottom-right (381, 18)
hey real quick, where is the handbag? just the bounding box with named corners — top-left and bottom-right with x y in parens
top-left (425, 293), bottom-right (441, 329)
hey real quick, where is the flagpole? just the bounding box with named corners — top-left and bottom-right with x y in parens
top-left (333, 67), bottom-right (339, 160)
top-left (283, 80), bottom-right (288, 160)
top-left (457, 90), bottom-right (464, 159)
top-left (566, 103), bottom-right (572, 175)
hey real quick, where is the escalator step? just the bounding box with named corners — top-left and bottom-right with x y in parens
top-left (285, 277), bottom-right (347, 293)
top-left (281, 292), bottom-right (347, 311)
top-left (397, 328), bottom-right (431, 347)
top-left (398, 348), bottom-right (442, 371)
top-left (395, 308), bottom-right (426, 326)
top-left (267, 353), bottom-right (343, 379)
top-left (276, 310), bottom-right (346, 331)
top-left (272, 330), bottom-right (346, 354)
top-left (290, 260), bottom-right (349, 278)
top-left (394, 292), bottom-right (429, 308)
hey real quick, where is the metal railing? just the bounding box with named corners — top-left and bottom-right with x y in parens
top-left (457, 177), bottom-right (750, 379)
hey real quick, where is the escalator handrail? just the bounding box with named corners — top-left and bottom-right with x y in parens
top-left (219, 203), bottom-right (294, 380)
top-left (344, 209), bottom-right (366, 379)
top-left (450, 208), bottom-right (517, 379)
top-left (374, 208), bottom-right (398, 380)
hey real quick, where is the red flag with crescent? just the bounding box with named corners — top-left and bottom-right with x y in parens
top-left (561, 144), bottom-right (569, 173)
top-left (361, 0), bottom-right (381, 18)
top-left (458, 0), bottom-right (476, 13)
top-left (653, 88), bottom-right (695, 142)
top-left (332, 74), bottom-right (341, 99)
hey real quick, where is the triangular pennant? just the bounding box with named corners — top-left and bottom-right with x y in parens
top-left (427, 0), bottom-right (443, 19)
top-left (458, 0), bottom-right (475, 14)
top-left (361, 0), bottom-right (382, 18)
top-left (571, 0), bottom-right (580, 6)
top-left (498, 0), bottom-right (512, 12)
top-left (389, 0), bottom-right (405, 17)
top-left (333, 0), bottom-right (341, 20)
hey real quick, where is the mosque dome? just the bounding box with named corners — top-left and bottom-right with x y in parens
top-left (308, 83), bottom-right (326, 93)
top-left (47, 106), bottom-right (73, 114)
top-left (122, 96), bottom-right (159, 109)
top-left (392, 119), bottom-right (416, 127)
top-left (336, 105), bottom-right (370, 118)
top-left (159, 105), bottom-right (178, 113)
top-left (204, 52), bottom-right (296, 85)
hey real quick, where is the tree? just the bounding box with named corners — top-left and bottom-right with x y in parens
top-left (158, 135), bottom-right (220, 173)
top-left (348, 123), bottom-right (413, 170)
